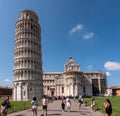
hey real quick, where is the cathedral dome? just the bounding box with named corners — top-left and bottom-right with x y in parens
top-left (64, 57), bottom-right (80, 72)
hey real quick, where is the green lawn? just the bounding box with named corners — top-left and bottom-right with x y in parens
top-left (84, 96), bottom-right (120, 116)
top-left (0, 98), bottom-right (42, 114)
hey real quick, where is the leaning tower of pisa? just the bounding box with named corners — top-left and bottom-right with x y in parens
top-left (13, 10), bottom-right (43, 101)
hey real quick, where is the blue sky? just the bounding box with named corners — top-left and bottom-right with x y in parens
top-left (0, 0), bottom-right (120, 87)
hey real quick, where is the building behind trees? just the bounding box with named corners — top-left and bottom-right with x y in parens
top-left (0, 86), bottom-right (13, 97)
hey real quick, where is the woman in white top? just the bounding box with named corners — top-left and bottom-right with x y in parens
top-left (66, 97), bottom-right (71, 112)
top-left (90, 98), bottom-right (96, 112)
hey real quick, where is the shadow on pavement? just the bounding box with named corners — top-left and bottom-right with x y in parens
top-left (47, 113), bottom-right (62, 116)
top-left (14, 114), bottom-right (24, 116)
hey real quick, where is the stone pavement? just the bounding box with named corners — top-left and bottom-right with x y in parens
top-left (7, 99), bottom-right (104, 116)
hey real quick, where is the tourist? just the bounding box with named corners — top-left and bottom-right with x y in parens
top-left (41, 95), bottom-right (48, 116)
top-left (31, 97), bottom-right (38, 116)
top-left (1, 96), bottom-right (11, 116)
top-left (90, 98), bottom-right (96, 112)
top-left (103, 99), bottom-right (112, 116)
top-left (78, 98), bottom-right (83, 109)
top-left (65, 96), bottom-right (71, 112)
top-left (61, 96), bottom-right (65, 112)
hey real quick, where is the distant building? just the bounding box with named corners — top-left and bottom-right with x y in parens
top-left (43, 57), bottom-right (107, 97)
top-left (13, 10), bottom-right (43, 101)
top-left (0, 86), bottom-right (13, 97)
top-left (106, 86), bottom-right (120, 96)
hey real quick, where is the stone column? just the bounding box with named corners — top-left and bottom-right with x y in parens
top-left (66, 85), bottom-right (68, 96)
top-left (46, 86), bottom-right (48, 96)
top-left (76, 84), bottom-right (78, 96)
top-left (59, 86), bottom-right (61, 96)
top-left (90, 78), bottom-right (93, 96)
top-left (75, 83), bottom-right (77, 96)
top-left (71, 83), bottom-right (74, 96)
top-left (45, 86), bottom-right (47, 95)
top-left (68, 84), bottom-right (70, 96)
top-left (26, 83), bottom-right (29, 100)
top-left (20, 83), bottom-right (23, 101)
top-left (58, 85), bottom-right (60, 96)
top-left (98, 78), bottom-right (101, 95)
top-left (64, 84), bottom-right (67, 96)
top-left (55, 85), bottom-right (57, 96)
top-left (13, 85), bottom-right (17, 101)
top-left (73, 83), bottom-right (75, 97)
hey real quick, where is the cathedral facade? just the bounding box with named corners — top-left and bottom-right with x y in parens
top-left (43, 57), bottom-right (107, 97)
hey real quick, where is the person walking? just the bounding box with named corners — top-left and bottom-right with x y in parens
top-left (0, 96), bottom-right (11, 116)
top-left (65, 96), bottom-right (71, 112)
top-left (31, 97), bottom-right (38, 116)
top-left (78, 98), bottom-right (83, 109)
top-left (61, 97), bottom-right (65, 112)
top-left (90, 98), bottom-right (96, 112)
top-left (41, 95), bottom-right (48, 116)
top-left (103, 99), bottom-right (112, 116)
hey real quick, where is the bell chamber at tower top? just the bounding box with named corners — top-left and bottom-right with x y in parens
top-left (18, 10), bottom-right (38, 23)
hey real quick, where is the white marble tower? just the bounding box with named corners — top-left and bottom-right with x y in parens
top-left (13, 10), bottom-right (43, 101)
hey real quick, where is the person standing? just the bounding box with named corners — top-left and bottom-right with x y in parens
top-left (1, 96), bottom-right (11, 116)
top-left (41, 95), bottom-right (48, 116)
top-left (103, 99), bottom-right (112, 116)
top-left (31, 97), bottom-right (38, 116)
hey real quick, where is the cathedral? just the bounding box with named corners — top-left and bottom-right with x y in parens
top-left (13, 10), bottom-right (107, 101)
top-left (43, 57), bottom-right (107, 97)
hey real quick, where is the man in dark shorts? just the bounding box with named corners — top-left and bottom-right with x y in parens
top-left (41, 95), bottom-right (48, 116)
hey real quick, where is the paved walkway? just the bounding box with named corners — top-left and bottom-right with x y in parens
top-left (7, 100), bottom-right (104, 116)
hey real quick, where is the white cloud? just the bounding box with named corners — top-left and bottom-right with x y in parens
top-left (104, 61), bottom-right (120, 71)
top-left (69, 24), bottom-right (94, 40)
top-left (4, 78), bottom-right (11, 82)
top-left (87, 65), bottom-right (93, 71)
top-left (106, 72), bottom-right (111, 76)
top-left (0, 78), bottom-right (12, 87)
top-left (69, 24), bottom-right (84, 35)
top-left (83, 32), bottom-right (94, 39)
